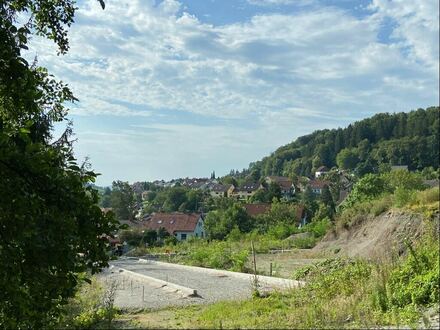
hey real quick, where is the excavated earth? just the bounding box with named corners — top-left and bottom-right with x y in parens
top-left (313, 210), bottom-right (428, 260)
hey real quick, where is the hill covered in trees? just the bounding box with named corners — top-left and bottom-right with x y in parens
top-left (244, 107), bottom-right (439, 180)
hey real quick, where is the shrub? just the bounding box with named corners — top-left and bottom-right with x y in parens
top-left (292, 236), bottom-right (317, 249)
top-left (415, 187), bottom-right (439, 206)
top-left (302, 217), bottom-right (332, 238)
top-left (267, 223), bottom-right (295, 240)
top-left (370, 195), bottom-right (393, 216)
top-left (59, 277), bottom-right (119, 329)
top-left (386, 238), bottom-right (439, 308)
top-left (393, 187), bottom-right (416, 208)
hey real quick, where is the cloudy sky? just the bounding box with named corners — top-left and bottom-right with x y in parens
top-left (28, 0), bottom-right (439, 185)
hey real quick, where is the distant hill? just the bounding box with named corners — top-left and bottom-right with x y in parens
top-left (242, 106), bottom-right (439, 180)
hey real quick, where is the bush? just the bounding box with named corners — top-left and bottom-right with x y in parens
top-left (292, 236), bottom-right (317, 249)
top-left (387, 237), bottom-right (439, 308)
top-left (370, 195), bottom-right (393, 216)
top-left (267, 223), bottom-right (296, 240)
top-left (59, 277), bottom-right (118, 329)
top-left (181, 241), bottom-right (250, 272)
top-left (415, 187), bottom-right (439, 206)
top-left (393, 187), bottom-right (416, 208)
top-left (302, 217), bottom-right (332, 238)
top-left (164, 236), bottom-right (178, 246)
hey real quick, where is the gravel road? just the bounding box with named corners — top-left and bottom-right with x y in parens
top-left (100, 258), bottom-right (299, 310)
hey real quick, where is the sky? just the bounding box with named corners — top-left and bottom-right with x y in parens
top-left (26, 0), bottom-right (439, 186)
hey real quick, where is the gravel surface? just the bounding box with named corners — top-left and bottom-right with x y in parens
top-left (98, 268), bottom-right (202, 310)
top-left (101, 258), bottom-right (297, 310)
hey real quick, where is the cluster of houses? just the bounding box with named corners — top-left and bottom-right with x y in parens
top-left (107, 164), bottom-right (439, 250)
top-left (204, 166), bottom-right (346, 200)
top-left (110, 166), bottom-right (353, 245)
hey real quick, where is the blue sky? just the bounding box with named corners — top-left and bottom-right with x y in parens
top-left (28, 0), bottom-right (439, 185)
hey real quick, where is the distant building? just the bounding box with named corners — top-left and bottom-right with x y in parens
top-left (423, 179), bottom-right (439, 189)
top-left (308, 179), bottom-right (329, 195)
top-left (244, 203), bottom-right (271, 217)
top-left (182, 178), bottom-right (210, 189)
top-left (143, 213), bottom-right (205, 241)
top-left (231, 182), bottom-right (263, 200)
top-left (209, 184), bottom-right (235, 198)
top-left (315, 166), bottom-right (329, 178)
top-left (336, 189), bottom-right (349, 205)
top-left (265, 176), bottom-right (295, 198)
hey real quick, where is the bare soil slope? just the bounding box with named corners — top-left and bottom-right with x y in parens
top-left (313, 210), bottom-right (425, 259)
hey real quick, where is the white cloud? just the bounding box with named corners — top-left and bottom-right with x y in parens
top-left (26, 0), bottom-right (437, 120)
top-left (24, 0), bottom-right (439, 183)
top-left (246, 0), bottom-right (310, 7)
top-left (369, 0), bottom-right (439, 72)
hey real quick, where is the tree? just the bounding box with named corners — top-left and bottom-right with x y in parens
top-left (110, 181), bottom-right (136, 221)
top-left (0, 1), bottom-right (118, 327)
top-left (301, 186), bottom-right (318, 219)
top-left (341, 173), bottom-right (386, 209)
top-left (254, 201), bottom-right (298, 233)
top-left (267, 182), bottom-right (282, 201)
top-left (204, 204), bottom-right (252, 240)
top-left (336, 148), bottom-right (360, 170)
top-left (320, 185), bottom-right (335, 215)
top-left (100, 186), bottom-right (112, 207)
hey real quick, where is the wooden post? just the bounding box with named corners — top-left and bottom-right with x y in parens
top-left (270, 262), bottom-right (273, 277)
top-left (251, 241), bottom-right (257, 276)
top-left (142, 286), bottom-right (144, 302)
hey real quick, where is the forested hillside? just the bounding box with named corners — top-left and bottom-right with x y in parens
top-left (246, 107), bottom-right (439, 179)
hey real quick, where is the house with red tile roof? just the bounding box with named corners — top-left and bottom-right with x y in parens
top-left (265, 176), bottom-right (295, 198)
top-left (308, 179), bottom-right (329, 194)
top-left (244, 203), bottom-right (271, 217)
top-left (143, 212), bottom-right (205, 241)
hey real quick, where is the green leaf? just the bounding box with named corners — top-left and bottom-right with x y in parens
top-left (19, 128), bottom-right (30, 134)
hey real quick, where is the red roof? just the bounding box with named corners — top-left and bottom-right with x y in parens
top-left (244, 203), bottom-right (271, 217)
top-left (309, 180), bottom-right (329, 189)
top-left (143, 213), bottom-right (202, 234)
top-left (267, 176), bottom-right (293, 191)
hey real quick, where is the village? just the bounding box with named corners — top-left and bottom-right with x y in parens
top-left (104, 166), bottom-right (355, 251)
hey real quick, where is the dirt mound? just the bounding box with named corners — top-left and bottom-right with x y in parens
top-left (313, 210), bottom-right (425, 260)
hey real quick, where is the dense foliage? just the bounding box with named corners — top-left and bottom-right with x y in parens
top-left (245, 107), bottom-right (439, 180)
top-left (0, 1), bottom-right (117, 327)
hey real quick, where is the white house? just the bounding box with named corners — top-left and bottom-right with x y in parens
top-left (143, 213), bottom-right (205, 241)
top-left (315, 166), bottom-right (329, 178)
